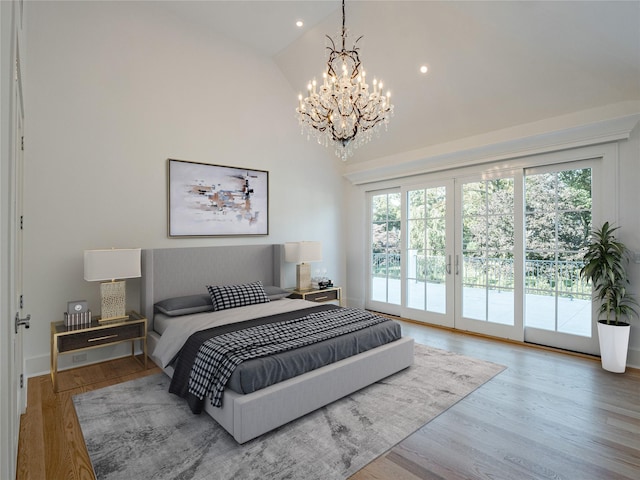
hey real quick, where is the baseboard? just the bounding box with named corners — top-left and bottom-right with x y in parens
top-left (26, 342), bottom-right (145, 378)
top-left (380, 314), bottom-right (640, 372)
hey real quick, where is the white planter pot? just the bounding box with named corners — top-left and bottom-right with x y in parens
top-left (597, 321), bottom-right (631, 373)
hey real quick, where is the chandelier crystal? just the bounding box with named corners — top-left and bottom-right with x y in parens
top-left (296, 0), bottom-right (394, 161)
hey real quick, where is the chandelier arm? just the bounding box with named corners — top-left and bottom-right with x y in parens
top-left (335, 99), bottom-right (356, 116)
top-left (332, 122), bottom-right (358, 144)
top-left (300, 111), bottom-right (329, 133)
top-left (326, 35), bottom-right (337, 53)
top-left (315, 94), bottom-right (336, 115)
top-left (356, 101), bottom-right (382, 119)
top-left (327, 50), bottom-right (340, 78)
top-left (300, 101), bottom-right (329, 125)
top-left (349, 53), bottom-right (361, 80)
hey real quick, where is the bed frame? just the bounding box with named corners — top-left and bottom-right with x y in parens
top-left (141, 245), bottom-right (414, 444)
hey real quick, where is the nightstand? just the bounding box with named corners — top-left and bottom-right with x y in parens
top-left (288, 286), bottom-right (343, 306)
top-left (50, 311), bottom-right (147, 392)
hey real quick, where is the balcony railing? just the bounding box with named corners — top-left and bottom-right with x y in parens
top-left (372, 252), bottom-right (401, 278)
top-left (372, 253), bottom-right (590, 300)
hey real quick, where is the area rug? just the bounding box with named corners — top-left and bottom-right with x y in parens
top-left (73, 343), bottom-right (505, 480)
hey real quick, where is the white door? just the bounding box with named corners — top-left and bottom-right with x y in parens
top-left (401, 180), bottom-right (455, 327)
top-left (14, 85), bottom-right (26, 414)
top-left (523, 161), bottom-right (599, 354)
top-left (455, 173), bottom-right (524, 340)
top-left (0, 19), bottom-right (26, 477)
top-left (367, 189), bottom-right (402, 315)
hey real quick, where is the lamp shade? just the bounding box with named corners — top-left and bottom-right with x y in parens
top-left (84, 248), bottom-right (141, 282)
top-left (284, 241), bottom-right (322, 264)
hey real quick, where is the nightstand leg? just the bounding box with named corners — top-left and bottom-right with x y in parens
top-left (51, 346), bottom-right (58, 393)
top-left (132, 338), bottom-right (148, 370)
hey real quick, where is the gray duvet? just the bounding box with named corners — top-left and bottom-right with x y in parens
top-left (227, 315), bottom-right (401, 394)
top-left (168, 304), bottom-right (402, 413)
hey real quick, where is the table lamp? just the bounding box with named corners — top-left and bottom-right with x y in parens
top-left (285, 241), bottom-right (322, 291)
top-left (84, 248), bottom-right (141, 323)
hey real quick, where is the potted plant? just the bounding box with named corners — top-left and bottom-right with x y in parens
top-left (580, 222), bottom-right (639, 372)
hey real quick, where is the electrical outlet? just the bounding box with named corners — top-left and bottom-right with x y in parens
top-left (72, 353), bottom-right (87, 363)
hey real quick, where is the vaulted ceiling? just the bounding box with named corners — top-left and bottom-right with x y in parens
top-left (161, 1), bottom-right (640, 165)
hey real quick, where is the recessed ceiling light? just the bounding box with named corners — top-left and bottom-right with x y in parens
top-left (420, 65), bottom-right (429, 74)
top-left (296, 20), bottom-right (304, 28)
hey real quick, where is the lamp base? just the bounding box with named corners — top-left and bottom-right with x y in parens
top-left (296, 263), bottom-right (312, 291)
top-left (99, 280), bottom-right (128, 324)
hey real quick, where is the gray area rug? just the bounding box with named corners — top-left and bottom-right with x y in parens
top-left (73, 343), bottom-right (504, 480)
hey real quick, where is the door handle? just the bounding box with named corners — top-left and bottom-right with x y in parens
top-left (446, 255), bottom-right (452, 274)
top-left (455, 255), bottom-right (460, 275)
top-left (15, 312), bottom-right (30, 334)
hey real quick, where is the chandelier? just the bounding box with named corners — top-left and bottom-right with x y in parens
top-left (296, 0), bottom-right (394, 161)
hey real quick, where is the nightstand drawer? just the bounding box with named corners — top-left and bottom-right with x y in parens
top-left (304, 289), bottom-right (339, 302)
top-left (57, 323), bottom-right (144, 353)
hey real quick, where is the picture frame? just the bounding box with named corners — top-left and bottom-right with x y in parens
top-left (167, 159), bottom-right (269, 237)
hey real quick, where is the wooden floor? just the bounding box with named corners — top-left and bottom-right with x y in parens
top-left (16, 322), bottom-right (640, 480)
top-left (16, 355), bottom-right (161, 480)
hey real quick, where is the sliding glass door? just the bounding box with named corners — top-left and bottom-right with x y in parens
top-left (523, 162), bottom-right (598, 353)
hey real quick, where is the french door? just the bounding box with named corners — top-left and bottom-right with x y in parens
top-left (367, 157), bottom-right (602, 354)
top-left (455, 173), bottom-right (523, 340)
top-left (368, 190), bottom-right (401, 315)
top-left (374, 172), bottom-right (522, 338)
top-left (402, 180), bottom-right (455, 327)
top-left (397, 173), bottom-right (522, 339)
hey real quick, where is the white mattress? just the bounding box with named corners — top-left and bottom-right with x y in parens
top-left (153, 312), bottom-right (175, 336)
top-left (152, 298), bottom-right (319, 368)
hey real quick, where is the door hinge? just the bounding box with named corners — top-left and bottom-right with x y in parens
top-left (20, 215), bottom-right (23, 230)
top-left (21, 136), bottom-right (24, 151)
top-left (19, 295), bottom-right (23, 309)
top-left (20, 374), bottom-right (24, 389)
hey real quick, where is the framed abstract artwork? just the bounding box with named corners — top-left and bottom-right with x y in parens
top-left (167, 159), bottom-right (269, 237)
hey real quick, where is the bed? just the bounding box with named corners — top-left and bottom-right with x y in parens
top-left (141, 244), bottom-right (414, 444)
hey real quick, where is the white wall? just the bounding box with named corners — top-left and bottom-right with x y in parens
top-left (344, 110), bottom-right (640, 368)
top-left (617, 121), bottom-right (640, 366)
top-left (23, 1), bottom-right (344, 375)
top-left (23, 1), bottom-right (640, 376)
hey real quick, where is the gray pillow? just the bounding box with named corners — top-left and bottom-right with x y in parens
top-left (154, 294), bottom-right (213, 317)
top-left (264, 285), bottom-right (290, 301)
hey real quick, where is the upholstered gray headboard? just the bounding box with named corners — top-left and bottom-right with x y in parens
top-left (141, 244), bottom-right (284, 329)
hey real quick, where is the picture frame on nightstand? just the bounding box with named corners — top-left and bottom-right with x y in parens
top-left (64, 300), bottom-right (91, 327)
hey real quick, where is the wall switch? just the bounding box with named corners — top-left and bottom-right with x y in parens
top-left (635, 252), bottom-right (640, 264)
top-left (72, 353), bottom-right (87, 363)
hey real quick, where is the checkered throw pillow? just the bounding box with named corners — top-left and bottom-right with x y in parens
top-left (207, 281), bottom-right (270, 311)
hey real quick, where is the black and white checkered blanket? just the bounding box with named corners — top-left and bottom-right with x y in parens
top-left (187, 307), bottom-right (388, 407)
